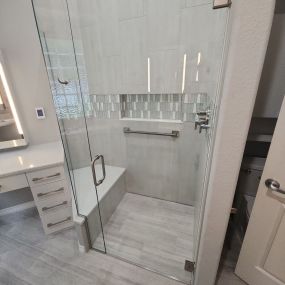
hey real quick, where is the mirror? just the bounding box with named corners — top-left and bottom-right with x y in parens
top-left (0, 51), bottom-right (27, 150)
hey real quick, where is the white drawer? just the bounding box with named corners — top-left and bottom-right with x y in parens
top-left (0, 174), bottom-right (29, 193)
top-left (37, 197), bottom-right (72, 216)
top-left (26, 166), bottom-right (64, 187)
top-left (31, 180), bottom-right (68, 202)
top-left (42, 206), bottom-right (73, 234)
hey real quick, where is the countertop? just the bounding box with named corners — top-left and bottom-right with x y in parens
top-left (0, 141), bottom-right (64, 178)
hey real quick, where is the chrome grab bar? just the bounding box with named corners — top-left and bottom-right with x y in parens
top-left (47, 216), bottom-right (71, 228)
top-left (91, 155), bottom-right (106, 187)
top-left (42, 201), bottom-right (68, 212)
top-left (32, 172), bottom-right (61, 182)
top-left (37, 187), bottom-right (64, 198)
top-left (123, 127), bottom-right (179, 138)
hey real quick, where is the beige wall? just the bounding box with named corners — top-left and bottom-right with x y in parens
top-left (0, 0), bottom-right (60, 145)
top-left (0, 0), bottom-right (60, 210)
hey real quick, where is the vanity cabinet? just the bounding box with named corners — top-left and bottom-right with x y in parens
top-left (27, 166), bottom-right (73, 234)
top-left (0, 142), bottom-right (74, 235)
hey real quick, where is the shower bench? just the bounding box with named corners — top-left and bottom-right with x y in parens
top-left (72, 164), bottom-right (126, 252)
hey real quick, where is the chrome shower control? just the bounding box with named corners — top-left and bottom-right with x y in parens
top-left (199, 124), bottom-right (210, 133)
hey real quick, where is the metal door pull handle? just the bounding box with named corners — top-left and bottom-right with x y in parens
top-left (265, 179), bottom-right (285, 194)
top-left (91, 155), bottom-right (106, 186)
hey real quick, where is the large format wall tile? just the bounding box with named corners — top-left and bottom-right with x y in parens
top-left (118, 0), bottom-right (145, 20)
top-left (120, 16), bottom-right (148, 93)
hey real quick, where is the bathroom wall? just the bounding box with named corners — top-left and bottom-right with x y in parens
top-left (69, 0), bottom-right (226, 100)
top-left (0, 0), bottom-right (60, 145)
top-left (0, 0), bottom-right (60, 210)
top-left (253, 12), bottom-right (285, 118)
top-left (61, 117), bottom-right (209, 205)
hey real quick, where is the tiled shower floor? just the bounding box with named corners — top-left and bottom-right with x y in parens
top-left (93, 193), bottom-right (194, 283)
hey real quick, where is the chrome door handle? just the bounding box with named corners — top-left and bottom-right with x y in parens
top-left (91, 155), bottom-right (106, 186)
top-left (265, 179), bottom-right (285, 195)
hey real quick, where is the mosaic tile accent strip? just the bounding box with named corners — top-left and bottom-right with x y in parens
top-left (91, 94), bottom-right (121, 119)
top-left (120, 94), bottom-right (182, 121)
top-left (120, 93), bottom-right (209, 122)
top-left (182, 93), bottom-right (209, 122)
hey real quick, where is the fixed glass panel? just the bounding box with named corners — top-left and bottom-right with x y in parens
top-left (32, 0), bottom-right (106, 252)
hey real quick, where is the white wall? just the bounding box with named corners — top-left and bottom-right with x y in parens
top-left (0, 0), bottom-right (60, 145)
top-left (253, 13), bottom-right (285, 118)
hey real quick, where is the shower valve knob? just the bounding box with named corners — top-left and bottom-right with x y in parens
top-left (199, 124), bottom-right (210, 133)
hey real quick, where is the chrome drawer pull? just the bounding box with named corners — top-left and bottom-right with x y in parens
top-left (42, 201), bottom-right (68, 212)
top-left (47, 216), bottom-right (71, 228)
top-left (37, 187), bottom-right (64, 198)
top-left (32, 172), bottom-right (61, 182)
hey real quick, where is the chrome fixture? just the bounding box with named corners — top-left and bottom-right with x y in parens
top-left (195, 109), bottom-right (211, 133)
top-left (195, 119), bottom-right (208, 130)
top-left (213, 0), bottom-right (231, 9)
top-left (91, 155), bottom-right (106, 186)
top-left (57, 78), bottom-right (69, 85)
top-left (123, 127), bottom-right (179, 138)
top-left (265, 179), bottom-right (285, 195)
top-left (199, 124), bottom-right (210, 133)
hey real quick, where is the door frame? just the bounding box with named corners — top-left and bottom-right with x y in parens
top-left (194, 0), bottom-right (276, 284)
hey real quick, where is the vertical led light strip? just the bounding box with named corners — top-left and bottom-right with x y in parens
top-left (197, 52), bottom-right (201, 65)
top-left (0, 62), bottom-right (24, 135)
top-left (147, 57), bottom-right (151, 93)
top-left (181, 53), bottom-right (187, 93)
top-left (196, 52), bottom-right (201, 82)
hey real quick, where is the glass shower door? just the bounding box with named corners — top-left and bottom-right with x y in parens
top-left (32, 0), bottom-right (229, 284)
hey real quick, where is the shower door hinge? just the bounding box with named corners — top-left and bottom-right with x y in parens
top-left (213, 0), bottom-right (231, 9)
top-left (184, 260), bottom-right (195, 272)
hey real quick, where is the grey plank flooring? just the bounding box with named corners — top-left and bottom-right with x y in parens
top-left (93, 193), bottom-right (194, 283)
top-left (0, 207), bottom-right (183, 285)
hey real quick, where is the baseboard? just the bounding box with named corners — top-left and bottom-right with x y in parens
top-left (0, 201), bottom-right (35, 216)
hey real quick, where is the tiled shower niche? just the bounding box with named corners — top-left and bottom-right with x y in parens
top-left (120, 93), bottom-right (209, 122)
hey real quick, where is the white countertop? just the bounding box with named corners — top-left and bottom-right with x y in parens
top-left (0, 141), bottom-right (64, 178)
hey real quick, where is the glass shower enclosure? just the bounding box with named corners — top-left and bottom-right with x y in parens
top-left (32, 1), bottom-right (229, 283)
